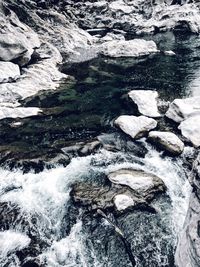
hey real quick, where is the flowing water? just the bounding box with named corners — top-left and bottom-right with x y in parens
top-left (0, 32), bottom-right (200, 267)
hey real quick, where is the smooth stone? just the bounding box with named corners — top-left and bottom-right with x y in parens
top-left (114, 115), bottom-right (157, 139)
top-left (178, 115), bottom-right (200, 148)
top-left (101, 39), bottom-right (158, 58)
top-left (165, 96), bottom-right (200, 123)
top-left (114, 194), bottom-right (135, 211)
top-left (108, 169), bottom-right (166, 199)
top-left (0, 107), bottom-right (42, 120)
top-left (148, 131), bottom-right (184, 155)
top-left (128, 90), bottom-right (161, 118)
top-left (0, 62), bottom-right (20, 83)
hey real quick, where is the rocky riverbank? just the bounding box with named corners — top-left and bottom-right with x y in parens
top-left (1, 1), bottom-right (200, 267)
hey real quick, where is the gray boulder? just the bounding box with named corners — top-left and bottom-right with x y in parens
top-left (148, 131), bottom-right (184, 155)
top-left (166, 96), bottom-right (200, 123)
top-left (0, 107), bottom-right (42, 120)
top-left (114, 115), bottom-right (157, 139)
top-left (178, 115), bottom-right (200, 148)
top-left (0, 62), bottom-right (20, 83)
top-left (101, 39), bottom-right (158, 58)
top-left (128, 90), bottom-right (161, 118)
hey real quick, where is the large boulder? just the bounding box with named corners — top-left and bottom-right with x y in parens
top-left (148, 131), bottom-right (184, 155)
top-left (128, 90), bottom-right (161, 118)
top-left (114, 115), bottom-right (157, 139)
top-left (108, 169), bottom-right (166, 200)
top-left (0, 62), bottom-right (20, 83)
top-left (101, 39), bottom-right (158, 58)
top-left (178, 115), bottom-right (200, 148)
top-left (165, 96), bottom-right (200, 123)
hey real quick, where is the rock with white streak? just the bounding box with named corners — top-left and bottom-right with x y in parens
top-left (178, 115), bottom-right (200, 148)
top-left (0, 107), bottom-right (42, 120)
top-left (101, 39), bottom-right (158, 58)
top-left (114, 115), bottom-right (157, 139)
top-left (148, 131), bottom-right (184, 155)
top-left (0, 62), bottom-right (20, 83)
top-left (128, 90), bottom-right (161, 118)
top-left (166, 96), bottom-right (200, 123)
top-left (114, 194), bottom-right (135, 211)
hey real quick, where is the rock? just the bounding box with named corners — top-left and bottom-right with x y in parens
top-left (175, 153), bottom-right (200, 267)
top-left (148, 131), bottom-right (184, 155)
top-left (165, 96), bottom-right (200, 123)
top-left (0, 62), bottom-right (20, 83)
top-left (101, 39), bottom-right (158, 58)
top-left (114, 194), bottom-right (135, 211)
top-left (0, 32), bottom-right (40, 66)
top-left (0, 107), bottom-right (42, 120)
top-left (108, 169), bottom-right (166, 200)
top-left (164, 50), bottom-right (176, 56)
top-left (128, 90), bottom-right (161, 118)
top-left (61, 140), bottom-right (101, 157)
top-left (114, 115), bottom-right (157, 139)
top-left (178, 115), bottom-right (200, 148)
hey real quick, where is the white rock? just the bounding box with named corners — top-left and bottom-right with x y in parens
top-left (166, 96), bottom-right (200, 123)
top-left (178, 115), bottom-right (200, 148)
top-left (108, 169), bottom-right (165, 195)
top-left (148, 131), bottom-right (184, 155)
top-left (101, 39), bottom-right (158, 58)
top-left (114, 115), bottom-right (157, 139)
top-left (109, 0), bottom-right (135, 14)
top-left (0, 62), bottom-right (20, 83)
top-left (0, 107), bottom-right (42, 120)
top-left (128, 90), bottom-right (161, 118)
top-left (114, 194), bottom-right (135, 211)
top-left (164, 50), bottom-right (176, 56)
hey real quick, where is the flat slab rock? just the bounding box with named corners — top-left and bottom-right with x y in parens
top-left (0, 62), bottom-right (20, 83)
top-left (166, 96), bottom-right (200, 123)
top-left (114, 115), bottom-right (157, 139)
top-left (178, 115), bottom-right (200, 148)
top-left (148, 131), bottom-right (184, 155)
top-left (101, 39), bottom-right (158, 58)
top-left (0, 107), bottom-right (42, 120)
top-left (128, 90), bottom-right (161, 118)
top-left (108, 169), bottom-right (166, 199)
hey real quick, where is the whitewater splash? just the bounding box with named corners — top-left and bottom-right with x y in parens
top-left (0, 142), bottom-right (191, 267)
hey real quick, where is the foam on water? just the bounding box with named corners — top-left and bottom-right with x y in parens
top-left (0, 144), bottom-right (191, 266)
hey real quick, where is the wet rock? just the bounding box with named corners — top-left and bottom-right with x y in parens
top-left (165, 96), bottom-right (200, 123)
top-left (128, 90), bottom-right (161, 118)
top-left (71, 168), bottom-right (165, 213)
top-left (0, 62), bottom-right (20, 83)
top-left (114, 115), bottom-right (157, 139)
top-left (101, 39), bottom-right (158, 58)
top-left (178, 115), bottom-right (200, 148)
top-left (61, 139), bottom-right (101, 157)
top-left (175, 153), bottom-right (200, 267)
top-left (148, 131), bottom-right (184, 155)
top-left (108, 169), bottom-right (166, 200)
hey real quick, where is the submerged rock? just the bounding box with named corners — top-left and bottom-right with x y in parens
top-left (178, 115), bottom-right (200, 148)
top-left (101, 39), bottom-right (158, 58)
top-left (128, 90), bottom-right (161, 118)
top-left (165, 96), bottom-right (200, 123)
top-left (114, 115), bottom-right (157, 139)
top-left (148, 131), bottom-right (184, 155)
top-left (0, 62), bottom-right (20, 83)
